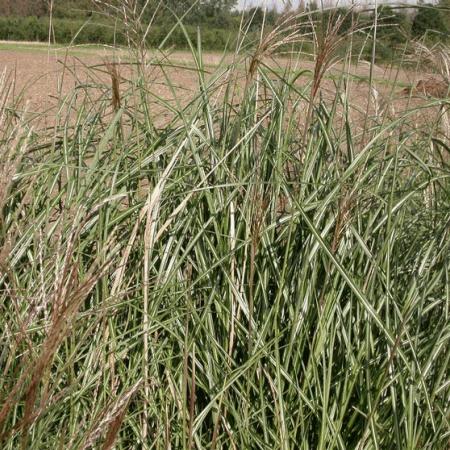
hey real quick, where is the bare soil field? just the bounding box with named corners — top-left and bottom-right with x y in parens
top-left (0, 42), bottom-right (447, 133)
top-left (0, 45), bottom-right (230, 128)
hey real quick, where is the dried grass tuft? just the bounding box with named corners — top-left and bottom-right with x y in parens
top-left (403, 77), bottom-right (449, 98)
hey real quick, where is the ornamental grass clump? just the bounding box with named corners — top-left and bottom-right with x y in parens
top-left (0, 2), bottom-right (449, 449)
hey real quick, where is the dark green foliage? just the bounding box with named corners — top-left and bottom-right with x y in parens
top-left (0, 16), bottom-right (234, 49)
top-left (376, 5), bottom-right (410, 44)
top-left (245, 7), bottom-right (266, 30)
top-left (1, 1), bottom-right (449, 56)
top-left (412, 4), bottom-right (449, 40)
top-left (0, 16), bottom-right (115, 44)
top-left (363, 6), bottom-right (412, 62)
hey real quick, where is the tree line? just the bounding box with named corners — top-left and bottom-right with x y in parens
top-left (0, 0), bottom-right (448, 53)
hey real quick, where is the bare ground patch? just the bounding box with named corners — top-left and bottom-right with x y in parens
top-left (0, 45), bottom-right (447, 138)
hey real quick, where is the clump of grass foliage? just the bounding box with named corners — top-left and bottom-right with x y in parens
top-left (0, 2), bottom-right (449, 449)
